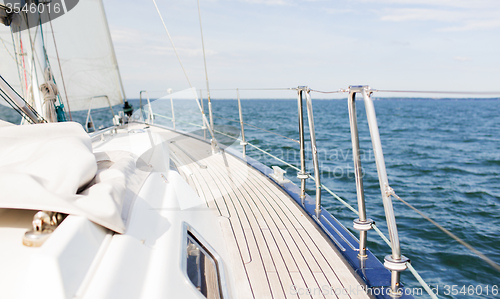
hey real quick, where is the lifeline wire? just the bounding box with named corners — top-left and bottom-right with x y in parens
top-left (388, 188), bottom-right (500, 274)
top-left (372, 89), bottom-right (500, 96)
top-left (309, 88), bottom-right (347, 94)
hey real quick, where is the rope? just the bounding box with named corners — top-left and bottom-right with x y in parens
top-left (39, 68), bottom-right (58, 122)
top-left (388, 187), bottom-right (500, 274)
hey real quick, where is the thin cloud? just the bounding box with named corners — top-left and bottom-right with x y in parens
top-left (377, 5), bottom-right (500, 32)
top-left (379, 8), bottom-right (466, 22)
top-left (440, 19), bottom-right (500, 32)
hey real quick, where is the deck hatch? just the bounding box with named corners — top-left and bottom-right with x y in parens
top-left (182, 223), bottom-right (226, 299)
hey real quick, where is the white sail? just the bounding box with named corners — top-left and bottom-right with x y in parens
top-left (44, 0), bottom-right (125, 111)
top-left (0, 0), bottom-right (125, 112)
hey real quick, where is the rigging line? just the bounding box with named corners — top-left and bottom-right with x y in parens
top-left (10, 30), bottom-right (24, 98)
top-left (152, 0), bottom-right (217, 143)
top-left (0, 36), bottom-right (17, 62)
top-left (372, 89), bottom-right (500, 96)
top-left (197, 0), bottom-right (211, 102)
top-left (207, 87), bottom-right (296, 91)
top-left (48, 14), bottom-right (72, 120)
top-left (31, 23), bottom-right (47, 85)
top-left (152, 0), bottom-right (193, 91)
top-left (24, 13), bottom-right (44, 101)
top-left (19, 35), bottom-right (28, 97)
top-left (144, 87), bottom-right (295, 93)
top-left (309, 88), bottom-right (347, 94)
top-left (388, 188), bottom-right (500, 274)
top-left (38, 19), bottom-right (62, 104)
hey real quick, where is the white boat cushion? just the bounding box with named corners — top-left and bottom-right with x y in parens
top-left (0, 122), bottom-right (147, 233)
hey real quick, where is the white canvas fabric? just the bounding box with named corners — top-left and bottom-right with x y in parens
top-left (0, 122), bottom-right (143, 233)
top-left (0, 0), bottom-right (124, 111)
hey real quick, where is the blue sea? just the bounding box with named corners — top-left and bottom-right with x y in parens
top-left (1, 98), bottom-right (499, 298)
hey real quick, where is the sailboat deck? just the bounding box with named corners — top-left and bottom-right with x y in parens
top-left (150, 126), bottom-right (369, 299)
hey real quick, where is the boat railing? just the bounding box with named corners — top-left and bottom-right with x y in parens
top-left (348, 86), bottom-right (409, 295)
top-left (85, 95), bottom-right (115, 132)
top-left (139, 90), bottom-right (154, 124)
top-left (138, 85), bottom-right (441, 298)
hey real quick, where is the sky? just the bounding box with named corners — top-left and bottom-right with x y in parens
top-left (102, 0), bottom-right (500, 99)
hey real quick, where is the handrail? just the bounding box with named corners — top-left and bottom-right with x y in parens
top-left (348, 86), bottom-right (409, 296)
top-left (347, 88), bottom-right (374, 260)
top-left (304, 88), bottom-right (322, 217)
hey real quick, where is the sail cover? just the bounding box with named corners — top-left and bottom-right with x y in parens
top-left (0, 122), bottom-right (150, 233)
top-left (0, 0), bottom-right (124, 111)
